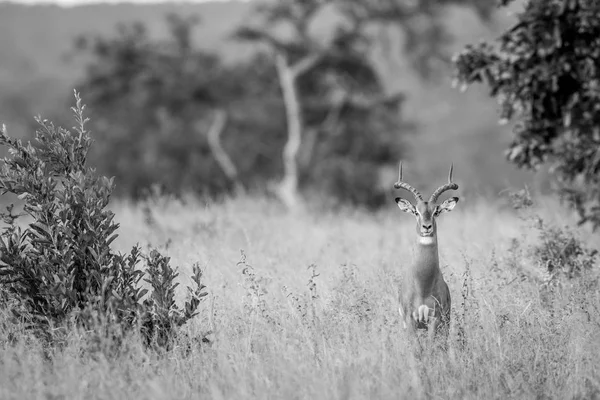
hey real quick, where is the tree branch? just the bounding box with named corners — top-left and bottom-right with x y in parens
top-left (345, 92), bottom-right (405, 110)
top-left (307, 91), bottom-right (405, 111)
top-left (233, 26), bottom-right (291, 54)
top-left (290, 52), bottom-right (324, 77)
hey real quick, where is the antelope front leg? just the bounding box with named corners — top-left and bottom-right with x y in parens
top-left (399, 307), bottom-right (424, 353)
top-left (413, 304), bottom-right (431, 325)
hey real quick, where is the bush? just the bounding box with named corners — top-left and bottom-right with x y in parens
top-left (505, 189), bottom-right (597, 288)
top-left (533, 222), bottom-right (598, 282)
top-left (0, 93), bottom-right (207, 349)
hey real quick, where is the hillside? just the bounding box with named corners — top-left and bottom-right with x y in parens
top-left (0, 1), bottom-right (538, 194)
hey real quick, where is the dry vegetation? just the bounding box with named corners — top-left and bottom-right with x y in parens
top-left (1, 192), bottom-right (598, 400)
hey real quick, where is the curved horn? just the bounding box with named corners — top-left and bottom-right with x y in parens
top-left (393, 162), bottom-right (423, 202)
top-left (429, 163), bottom-right (459, 204)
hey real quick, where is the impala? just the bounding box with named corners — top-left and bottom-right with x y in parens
top-left (394, 163), bottom-right (459, 340)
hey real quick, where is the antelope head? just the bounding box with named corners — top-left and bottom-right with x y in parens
top-left (394, 163), bottom-right (459, 242)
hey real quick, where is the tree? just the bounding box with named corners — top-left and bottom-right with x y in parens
top-left (74, 15), bottom-right (272, 198)
top-left (73, 4), bottom-right (494, 208)
top-left (454, 0), bottom-right (600, 229)
top-left (235, 0), bottom-right (495, 209)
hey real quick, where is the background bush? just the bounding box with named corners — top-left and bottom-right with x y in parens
top-left (74, 13), bottom-right (409, 207)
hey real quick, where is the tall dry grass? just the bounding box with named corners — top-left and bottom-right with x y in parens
top-left (0, 193), bottom-right (598, 399)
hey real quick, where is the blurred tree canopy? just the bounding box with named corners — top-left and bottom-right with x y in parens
top-left (75, 15), bottom-right (285, 199)
top-left (454, 0), bottom-right (600, 229)
top-left (76, 12), bottom-right (407, 207)
top-left (235, 0), bottom-right (407, 208)
top-left (74, 0), bottom-right (495, 208)
top-left (234, 0), bottom-right (496, 208)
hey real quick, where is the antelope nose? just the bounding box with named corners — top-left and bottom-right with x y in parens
top-left (423, 224), bottom-right (432, 230)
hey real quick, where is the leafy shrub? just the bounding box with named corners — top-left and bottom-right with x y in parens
top-left (0, 93), bottom-right (207, 349)
top-left (238, 250), bottom-right (276, 326)
top-left (505, 189), bottom-right (597, 288)
top-left (281, 263), bottom-right (320, 329)
top-left (141, 250), bottom-right (207, 349)
top-left (325, 264), bottom-right (373, 326)
top-left (532, 220), bottom-right (597, 284)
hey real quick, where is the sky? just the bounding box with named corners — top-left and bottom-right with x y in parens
top-left (2, 0), bottom-right (242, 6)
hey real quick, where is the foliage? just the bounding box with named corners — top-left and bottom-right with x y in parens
top-left (141, 250), bottom-right (207, 348)
top-left (75, 13), bottom-right (407, 208)
top-left (360, 0), bottom-right (496, 77)
top-left (505, 188), bottom-right (598, 289)
top-left (75, 14), bottom-right (284, 198)
top-left (72, 3), bottom-right (499, 208)
top-left (0, 94), bottom-right (207, 348)
top-left (299, 36), bottom-right (410, 207)
top-left (241, 0), bottom-right (495, 77)
top-left (454, 0), bottom-right (600, 229)
top-left (235, 1), bottom-right (412, 207)
top-left (533, 222), bottom-right (598, 282)
top-left (234, 0), bottom-right (498, 207)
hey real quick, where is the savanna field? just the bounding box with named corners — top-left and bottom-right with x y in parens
top-left (1, 191), bottom-right (598, 399)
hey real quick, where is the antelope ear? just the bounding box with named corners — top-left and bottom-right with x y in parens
top-left (395, 197), bottom-right (416, 215)
top-left (434, 197), bottom-right (459, 216)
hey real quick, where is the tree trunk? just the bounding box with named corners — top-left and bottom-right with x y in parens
top-left (204, 109), bottom-right (243, 194)
top-left (275, 53), bottom-right (303, 210)
top-left (298, 127), bottom-right (319, 171)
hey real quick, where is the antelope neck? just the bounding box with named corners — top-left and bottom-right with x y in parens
top-left (411, 234), bottom-right (440, 291)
